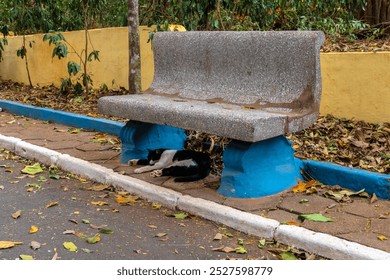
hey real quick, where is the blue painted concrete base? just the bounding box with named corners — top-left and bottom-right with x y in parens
top-left (120, 121), bottom-right (187, 162)
top-left (300, 159), bottom-right (390, 199)
top-left (219, 136), bottom-right (302, 198)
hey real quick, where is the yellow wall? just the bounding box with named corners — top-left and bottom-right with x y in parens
top-left (0, 26), bottom-right (154, 91)
top-left (319, 52), bottom-right (390, 123)
top-left (0, 27), bottom-right (389, 123)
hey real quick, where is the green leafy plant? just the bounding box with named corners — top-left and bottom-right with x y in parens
top-left (0, 25), bottom-right (8, 62)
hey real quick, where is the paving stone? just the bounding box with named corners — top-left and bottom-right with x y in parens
top-left (162, 174), bottom-right (219, 192)
top-left (224, 193), bottom-right (284, 212)
top-left (264, 209), bottom-right (301, 224)
top-left (342, 200), bottom-right (382, 218)
top-left (370, 218), bottom-right (390, 236)
top-left (338, 231), bottom-right (390, 253)
top-left (279, 193), bottom-right (339, 214)
top-left (183, 187), bottom-right (226, 205)
top-left (302, 211), bottom-right (369, 236)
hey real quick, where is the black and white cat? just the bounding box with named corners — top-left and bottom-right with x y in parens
top-left (128, 149), bottom-right (211, 182)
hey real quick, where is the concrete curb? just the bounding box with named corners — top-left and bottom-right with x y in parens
top-left (1, 133), bottom-right (389, 260)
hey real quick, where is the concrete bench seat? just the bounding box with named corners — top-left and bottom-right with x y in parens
top-left (98, 31), bottom-right (325, 198)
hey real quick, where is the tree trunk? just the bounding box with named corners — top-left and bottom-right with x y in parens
top-left (23, 35), bottom-right (32, 87)
top-left (128, 0), bottom-right (142, 94)
top-left (363, 0), bottom-right (390, 25)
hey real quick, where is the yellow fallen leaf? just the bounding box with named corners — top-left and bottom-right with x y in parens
top-left (378, 235), bottom-right (388, 241)
top-left (292, 180), bottom-right (318, 193)
top-left (63, 241), bottom-right (78, 252)
top-left (285, 221), bottom-right (300, 226)
top-left (19, 254), bottom-right (34, 260)
top-left (29, 225), bottom-right (39, 234)
top-left (11, 210), bottom-right (21, 219)
top-left (115, 195), bottom-right (139, 205)
top-left (91, 201), bottom-right (109, 206)
top-left (0, 241), bottom-right (23, 249)
top-left (152, 203), bottom-right (162, 210)
top-left (46, 201), bottom-right (59, 208)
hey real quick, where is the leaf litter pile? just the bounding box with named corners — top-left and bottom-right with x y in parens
top-left (0, 81), bottom-right (388, 176)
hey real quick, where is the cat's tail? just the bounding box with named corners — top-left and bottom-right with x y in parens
top-left (174, 170), bottom-right (210, 182)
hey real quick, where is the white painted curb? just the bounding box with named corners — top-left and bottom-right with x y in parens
top-left (1, 133), bottom-right (390, 260)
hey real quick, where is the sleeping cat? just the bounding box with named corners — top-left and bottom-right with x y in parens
top-left (128, 149), bottom-right (211, 182)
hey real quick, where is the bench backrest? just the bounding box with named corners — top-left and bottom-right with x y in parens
top-left (148, 31), bottom-right (325, 114)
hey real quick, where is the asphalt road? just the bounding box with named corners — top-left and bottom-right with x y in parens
top-left (0, 152), bottom-right (285, 260)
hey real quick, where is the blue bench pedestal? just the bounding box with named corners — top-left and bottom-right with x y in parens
top-left (219, 136), bottom-right (302, 198)
top-left (119, 121), bottom-right (187, 162)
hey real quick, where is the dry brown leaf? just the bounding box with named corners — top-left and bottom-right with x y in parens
top-left (212, 246), bottom-right (236, 253)
top-left (11, 210), bottom-right (21, 219)
top-left (88, 184), bottom-right (110, 191)
top-left (213, 233), bottom-right (223, 240)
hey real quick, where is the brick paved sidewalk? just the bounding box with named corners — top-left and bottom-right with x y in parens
top-left (1, 112), bottom-right (389, 254)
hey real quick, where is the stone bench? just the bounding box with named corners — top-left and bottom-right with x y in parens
top-left (98, 31), bottom-right (325, 198)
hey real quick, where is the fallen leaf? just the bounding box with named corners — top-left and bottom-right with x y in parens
top-left (292, 180), bottom-right (318, 193)
top-left (51, 248), bottom-right (58, 260)
top-left (212, 246), bottom-right (236, 253)
top-left (82, 219), bottom-right (90, 224)
top-left (63, 230), bottom-right (76, 235)
top-left (370, 193), bottom-right (378, 204)
top-left (63, 241), bottom-right (78, 252)
top-left (30, 241), bottom-right (41, 250)
top-left (90, 224), bottom-right (107, 230)
top-left (99, 229), bottom-right (113, 234)
top-left (152, 203), bottom-right (162, 210)
top-left (19, 254), bottom-right (34, 260)
top-left (298, 213), bottom-right (334, 222)
top-left (155, 232), bottom-right (167, 238)
top-left (81, 248), bottom-right (93, 254)
top-left (29, 225), bottom-right (39, 234)
top-left (68, 128), bottom-right (81, 134)
top-left (11, 210), bottom-right (21, 219)
top-left (115, 195), bottom-right (139, 205)
top-left (148, 224), bottom-right (158, 229)
top-left (377, 235), bottom-right (388, 241)
top-left (169, 213), bottom-right (189, 220)
top-left (49, 173), bottom-right (60, 180)
top-left (235, 246), bottom-right (247, 254)
top-left (213, 233), bottom-right (223, 240)
top-left (280, 252), bottom-right (298, 260)
top-left (86, 233), bottom-right (101, 244)
top-left (257, 239), bottom-right (266, 249)
top-left (88, 184), bottom-right (110, 191)
top-left (0, 241), bottom-right (23, 249)
top-left (284, 221), bottom-right (300, 226)
top-left (21, 163), bottom-right (44, 175)
top-left (91, 201), bottom-right (109, 206)
top-left (46, 201), bottom-right (59, 208)
top-left (0, 185), bottom-right (4, 190)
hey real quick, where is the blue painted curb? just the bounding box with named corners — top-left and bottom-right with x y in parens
top-left (1, 99), bottom-right (389, 199)
top-left (0, 100), bottom-right (124, 136)
top-left (300, 159), bottom-right (390, 199)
